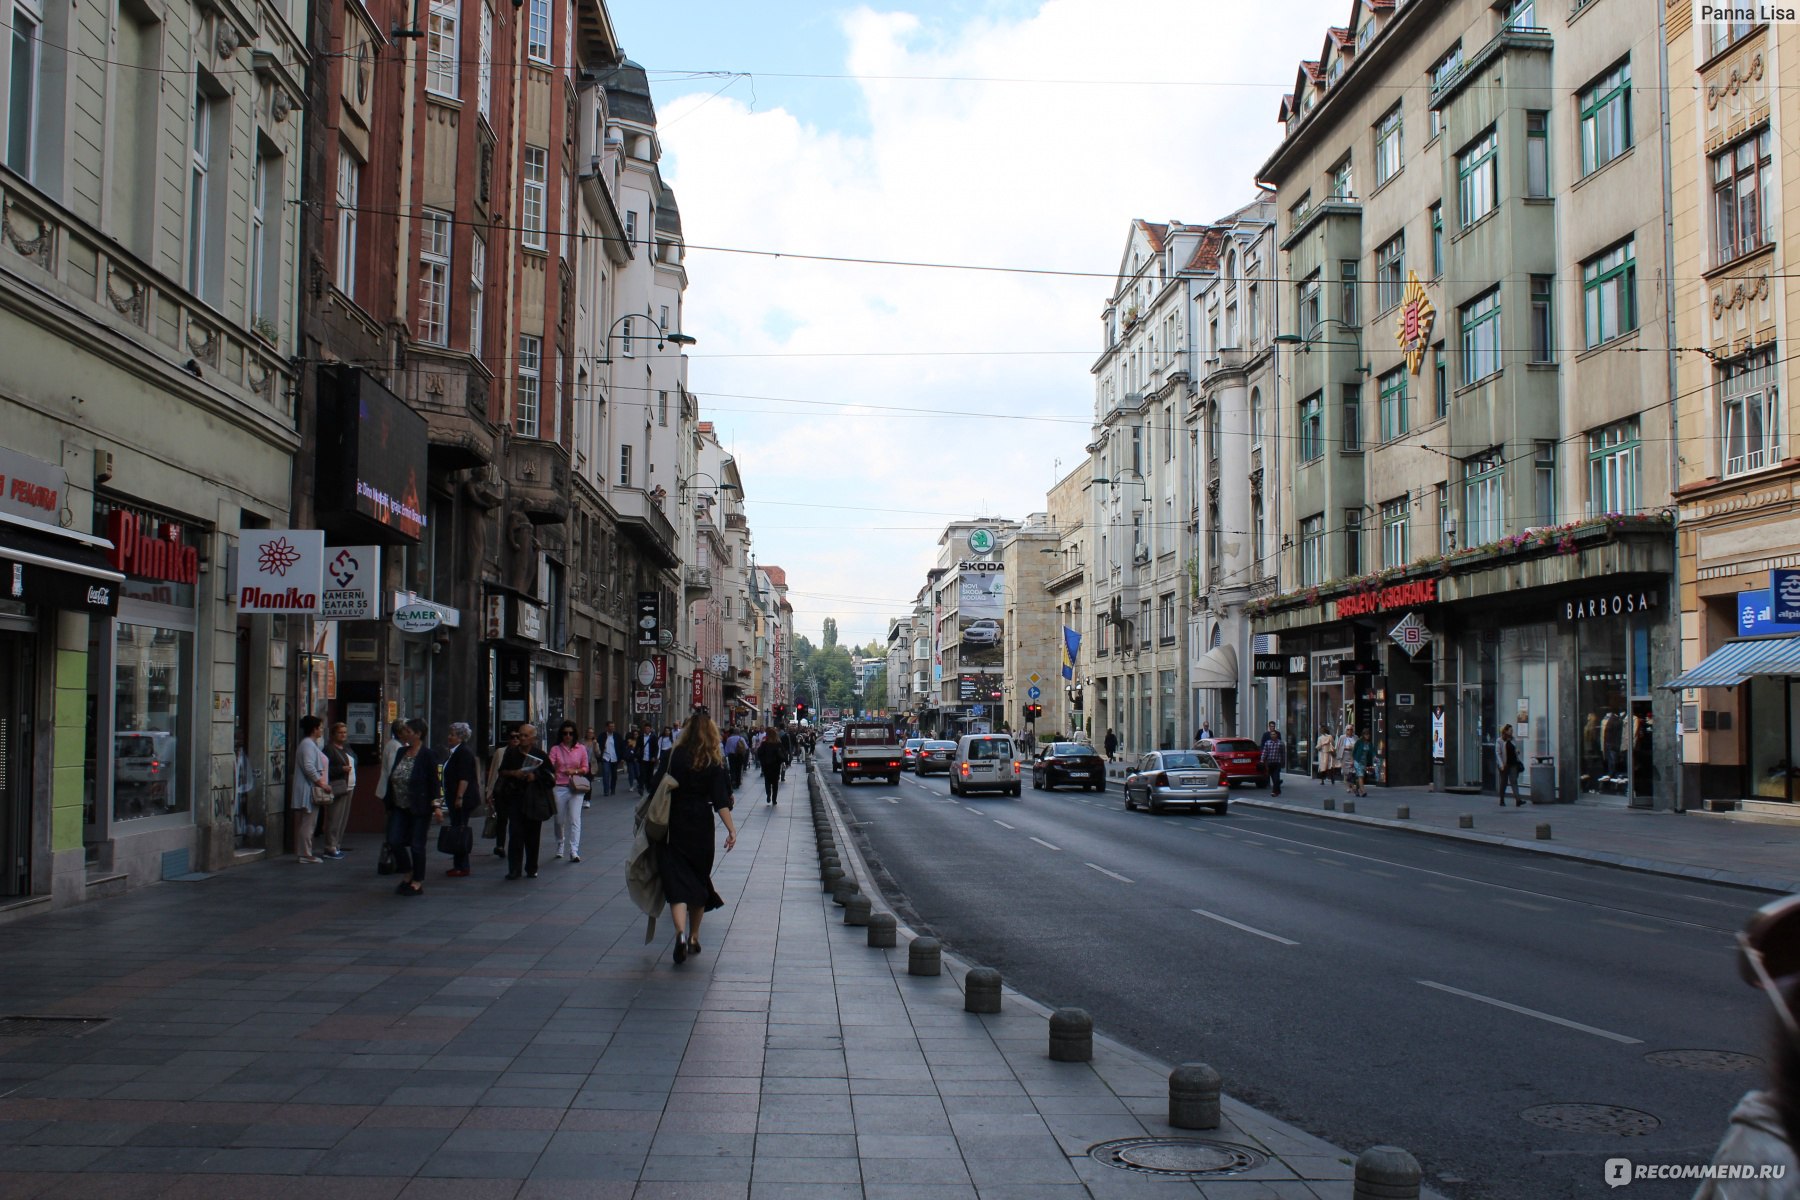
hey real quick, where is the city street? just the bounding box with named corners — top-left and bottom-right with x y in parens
top-left (830, 757), bottom-right (1773, 1200)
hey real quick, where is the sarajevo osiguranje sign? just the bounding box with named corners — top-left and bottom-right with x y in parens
top-left (1334, 577), bottom-right (1437, 619)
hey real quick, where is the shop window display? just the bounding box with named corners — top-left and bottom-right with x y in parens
top-left (1746, 677), bottom-right (1800, 802)
top-left (1577, 623), bottom-right (1627, 794)
top-left (104, 623), bottom-right (193, 821)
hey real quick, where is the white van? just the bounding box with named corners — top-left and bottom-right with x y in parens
top-left (949, 733), bottom-right (1021, 798)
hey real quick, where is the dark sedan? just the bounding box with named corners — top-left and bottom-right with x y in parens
top-left (1031, 742), bottom-right (1107, 792)
top-left (914, 740), bottom-right (957, 776)
top-left (1197, 737), bottom-right (1268, 788)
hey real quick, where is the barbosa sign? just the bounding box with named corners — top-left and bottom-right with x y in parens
top-left (235, 530), bottom-right (326, 614)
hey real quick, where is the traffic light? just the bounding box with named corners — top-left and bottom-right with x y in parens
top-left (795, 701), bottom-right (808, 722)
top-left (1024, 703), bottom-right (1042, 723)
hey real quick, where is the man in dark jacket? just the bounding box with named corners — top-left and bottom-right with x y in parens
top-left (755, 731), bottom-right (785, 805)
top-left (498, 724), bottom-right (555, 880)
top-left (441, 721), bottom-right (482, 877)
top-left (1260, 722), bottom-right (1286, 796)
top-left (1103, 728), bottom-right (1119, 761)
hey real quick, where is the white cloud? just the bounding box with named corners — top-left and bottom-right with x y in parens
top-left (652, 0), bottom-right (1343, 649)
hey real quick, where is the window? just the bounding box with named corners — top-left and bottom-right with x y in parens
top-left (469, 235), bottom-right (485, 353)
top-left (1501, 0), bottom-right (1536, 28)
top-left (1300, 515), bottom-right (1326, 587)
top-left (624, 208), bottom-right (637, 247)
top-left (1300, 393), bottom-right (1323, 463)
top-left (187, 84), bottom-right (221, 301)
top-left (1290, 192), bottom-right (1312, 231)
top-left (618, 443), bottom-right (634, 487)
top-left (249, 149), bottom-right (277, 325)
top-left (1329, 157), bottom-right (1353, 201)
top-left (1433, 345), bottom-right (1448, 418)
top-left (1252, 496), bottom-right (1266, 573)
top-left (1721, 348), bottom-right (1781, 477)
top-left (1374, 105), bottom-right (1403, 186)
top-left (1428, 44), bottom-right (1462, 138)
top-left (1248, 284), bottom-right (1260, 343)
top-left (1529, 274), bottom-right (1553, 362)
top-left (527, 0), bottom-right (550, 62)
top-left (1526, 111), bottom-right (1548, 196)
top-left (1463, 452), bottom-right (1504, 545)
top-left (1251, 388), bottom-right (1264, 447)
top-left (477, 3), bottom-right (491, 118)
top-left (1457, 127), bottom-right (1498, 227)
top-left (1579, 60), bottom-right (1631, 176)
top-left (657, 390), bottom-right (668, 427)
top-left (1437, 482), bottom-right (1452, 551)
top-left (1586, 420), bottom-right (1638, 515)
top-left (621, 315), bottom-right (634, 356)
top-left (418, 209), bottom-right (451, 345)
top-left (558, 169), bottom-right (569, 258)
top-left (1460, 288), bottom-right (1501, 385)
top-left (1340, 260), bottom-right (1359, 326)
top-left (1381, 498), bottom-right (1410, 567)
top-left (1429, 203), bottom-right (1444, 276)
top-left (426, 0), bottom-right (458, 95)
top-left (516, 334), bottom-right (541, 437)
top-left (1159, 594), bottom-right (1177, 645)
top-left (1342, 385), bottom-right (1362, 452)
top-left (1713, 129), bottom-right (1773, 264)
top-left (1139, 599), bottom-right (1152, 649)
top-left (6, 0), bottom-right (39, 177)
top-left (1379, 369), bottom-right (1408, 442)
top-left (1535, 441), bottom-right (1557, 525)
top-left (1581, 238), bottom-right (1636, 348)
top-left (522, 146), bottom-right (547, 249)
top-left (1298, 271), bottom-right (1321, 337)
top-left (1206, 501), bottom-right (1220, 579)
top-left (1131, 424), bottom-right (1143, 474)
top-left (1709, 19), bottom-right (1756, 56)
top-left (1375, 233), bottom-right (1405, 312)
top-left (1345, 510), bottom-right (1364, 576)
top-left (335, 143), bottom-right (360, 298)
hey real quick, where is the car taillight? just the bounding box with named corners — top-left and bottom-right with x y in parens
top-left (960, 763), bottom-right (970, 776)
top-left (1154, 772), bottom-right (1170, 787)
top-left (848, 760), bottom-right (860, 769)
top-left (888, 760), bottom-right (899, 768)
top-left (1011, 761), bottom-right (1021, 774)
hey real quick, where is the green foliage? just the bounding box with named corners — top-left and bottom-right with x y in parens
top-left (822, 618), bottom-right (838, 649)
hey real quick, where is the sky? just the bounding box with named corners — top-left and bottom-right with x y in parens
top-left (608, 0), bottom-right (1347, 651)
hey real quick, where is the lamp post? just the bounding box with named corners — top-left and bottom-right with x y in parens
top-left (597, 312), bottom-right (695, 365)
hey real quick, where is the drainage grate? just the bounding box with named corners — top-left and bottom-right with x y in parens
top-left (1521, 1104), bottom-right (1659, 1136)
top-left (0, 1015), bottom-right (112, 1038)
top-left (1089, 1137), bottom-right (1268, 1178)
top-left (1645, 1049), bottom-right (1762, 1073)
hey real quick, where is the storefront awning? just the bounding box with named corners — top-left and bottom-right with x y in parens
top-left (1662, 636), bottom-right (1800, 689)
top-left (0, 513), bottom-right (124, 614)
top-left (1192, 644), bottom-right (1238, 689)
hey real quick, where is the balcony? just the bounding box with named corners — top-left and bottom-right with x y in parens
top-left (615, 487), bottom-right (680, 568)
top-left (1201, 347), bottom-right (1252, 385)
top-left (405, 354), bottom-right (497, 469)
top-left (507, 437), bottom-right (571, 524)
top-left (684, 565), bottom-right (713, 597)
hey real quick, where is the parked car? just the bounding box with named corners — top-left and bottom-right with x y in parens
top-left (1197, 737), bottom-right (1267, 788)
top-left (950, 734), bottom-right (1021, 797)
top-left (1123, 750), bottom-right (1228, 814)
top-left (962, 618), bottom-right (1001, 646)
top-left (1031, 741), bottom-right (1106, 792)
top-left (901, 738), bottom-right (928, 771)
top-left (914, 740), bottom-right (957, 776)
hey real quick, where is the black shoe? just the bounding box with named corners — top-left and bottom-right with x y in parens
top-left (673, 937), bottom-right (687, 964)
top-left (505, 872), bottom-right (522, 880)
top-left (688, 940), bottom-right (701, 955)
top-left (493, 847), bottom-right (506, 857)
top-left (526, 871), bottom-right (538, 878)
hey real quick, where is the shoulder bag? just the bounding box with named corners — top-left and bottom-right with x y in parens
top-left (437, 823), bottom-right (473, 857)
top-left (644, 771), bottom-right (677, 843)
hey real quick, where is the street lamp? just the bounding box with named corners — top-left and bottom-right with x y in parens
top-left (598, 312), bottom-right (695, 366)
top-left (1273, 328), bottom-right (1372, 374)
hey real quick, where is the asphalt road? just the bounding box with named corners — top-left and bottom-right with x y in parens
top-left (824, 753), bottom-right (1772, 1200)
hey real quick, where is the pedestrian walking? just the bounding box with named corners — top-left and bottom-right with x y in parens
top-left (384, 718), bottom-right (442, 896)
top-left (499, 724), bottom-right (555, 879)
top-left (320, 721), bottom-right (356, 858)
top-left (597, 721), bottom-right (626, 796)
top-left (441, 721), bottom-right (481, 877)
top-left (1337, 726), bottom-right (1357, 793)
top-left (723, 726), bottom-right (748, 790)
top-left (756, 726), bottom-right (785, 805)
top-left (291, 715), bottom-right (329, 864)
top-left (1693, 895), bottom-right (1800, 1197)
top-left (1351, 728), bottom-right (1376, 796)
top-left (639, 722), bottom-right (661, 795)
top-left (1104, 728), bottom-right (1119, 762)
top-left (658, 709), bottom-right (739, 964)
top-left (1314, 726), bottom-right (1336, 786)
top-left (486, 727), bottom-right (519, 857)
top-left (549, 720), bottom-right (591, 863)
top-left (624, 726), bottom-right (642, 794)
top-left (1496, 724), bottom-right (1527, 806)
top-left (1260, 722), bottom-right (1285, 796)
top-left (1195, 720), bottom-right (1213, 743)
top-left (581, 727), bottom-right (601, 809)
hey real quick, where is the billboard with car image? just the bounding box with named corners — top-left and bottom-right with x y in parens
top-left (957, 563), bottom-right (1005, 669)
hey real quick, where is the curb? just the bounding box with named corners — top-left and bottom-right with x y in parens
top-left (1230, 795), bottom-right (1798, 894)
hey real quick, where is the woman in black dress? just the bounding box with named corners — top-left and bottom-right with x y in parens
top-left (658, 710), bottom-right (738, 964)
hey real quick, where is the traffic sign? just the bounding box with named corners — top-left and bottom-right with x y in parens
top-left (1027, 685), bottom-right (1041, 699)
top-left (970, 704), bottom-right (986, 716)
top-left (1028, 672), bottom-right (1041, 684)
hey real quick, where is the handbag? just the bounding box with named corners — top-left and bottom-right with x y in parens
top-left (644, 772), bottom-right (677, 843)
top-left (437, 824), bottom-right (473, 856)
top-left (481, 810), bottom-right (499, 839)
top-left (570, 774), bottom-right (592, 794)
top-left (377, 842), bottom-right (398, 875)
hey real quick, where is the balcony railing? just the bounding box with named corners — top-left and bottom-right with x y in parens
top-left (615, 487), bottom-right (680, 567)
top-left (684, 565), bottom-right (713, 596)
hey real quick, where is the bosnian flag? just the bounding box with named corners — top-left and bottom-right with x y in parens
top-left (1061, 626), bottom-right (1081, 680)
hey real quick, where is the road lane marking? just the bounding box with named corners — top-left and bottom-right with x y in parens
top-left (1416, 980), bottom-right (1642, 1044)
top-left (885, 798), bottom-right (899, 804)
top-left (1498, 897), bottom-right (1552, 912)
top-left (966, 808), bottom-right (985, 817)
top-left (1596, 917), bottom-right (1662, 934)
top-left (993, 820), bottom-right (1014, 829)
top-left (1190, 908), bottom-right (1299, 946)
top-left (1240, 839), bottom-right (1265, 847)
top-left (1422, 882), bottom-right (1462, 894)
top-left (1086, 863), bottom-right (1134, 883)
top-left (1361, 869), bottom-right (1398, 879)
top-left (1030, 837), bottom-right (1062, 851)
top-left (1278, 847), bottom-right (1303, 855)
top-left (1316, 857), bottom-right (1348, 867)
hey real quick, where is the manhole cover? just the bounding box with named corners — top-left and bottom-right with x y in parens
top-left (0, 1016), bottom-right (111, 1038)
top-left (1521, 1104), bottom-right (1660, 1136)
top-left (1089, 1137), bottom-right (1268, 1177)
top-left (1645, 1049), bottom-right (1762, 1073)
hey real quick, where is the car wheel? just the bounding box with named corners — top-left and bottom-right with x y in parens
top-left (1213, 803), bottom-right (1228, 816)
top-left (1148, 794), bottom-right (1164, 815)
top-left (1124, 790), bottom-right (1135, 810)
top-left (1010, 784), bottom-right (1022, 797)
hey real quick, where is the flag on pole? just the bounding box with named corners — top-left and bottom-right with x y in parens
top-left (1061, 626), bottom-right (1081, 680)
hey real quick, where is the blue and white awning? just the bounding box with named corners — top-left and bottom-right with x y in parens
top-left (1662, 636), bottom-right (1800, 689)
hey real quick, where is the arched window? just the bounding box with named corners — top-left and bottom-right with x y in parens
top-left (1226, 249), bottom-right (1237, 285)
top-left (1250, 388), bottom-right (1264, 447)
top-left (1210, 624), bottom-right (1223, 650)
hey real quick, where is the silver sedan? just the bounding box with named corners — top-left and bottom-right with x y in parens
top-left (1123, 750), bottom-right (1229, 815)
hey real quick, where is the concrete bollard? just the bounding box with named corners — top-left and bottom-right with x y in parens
top-left (908, 936), bottom-right (942, 976)
top-left (843, 894), bottom-right (872, 926)
top-left (1458, 813), bottom-right (1473, 829)
top-left (868, 912), bottom-right (898, 948)
top-left (964, 967), bottom-right (1002, 1014)
top-left (1353, 1145), bottom-right (1421, 1200)
top-left (1342, 800), bottom-right (1356, 814)
top-left (1048, 1007), bottom-right (1093, 1062)
top-left (1323, 797), bottom-right (1336, 811)
top-left (1395, 806), bottom-right (1410, 820)
top-left (819, 859), bottom-right (841, 881)
top-left (1536, 823), bottom-right (1553, 840)
top-left (1168, 1062), bottom-right (1222, 1130)
top-left (822, 866), bottom-right (844, 894)
top-left (832, 879), bottom-right (859, 907)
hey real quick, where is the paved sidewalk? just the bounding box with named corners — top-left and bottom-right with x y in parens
top-left (0, 763), bottom-right (1408, 1199)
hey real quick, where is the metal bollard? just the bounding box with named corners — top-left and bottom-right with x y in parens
top-left (1395, 806), bottom-right (1410, 820)
top-left (1353, 1145), bottom-right (1421, 1200)
top-left (1536, 823), bottom-right (1552, 840)
top-left (843, 894), bottom-right (872, 926)
top-left (867, 911), bottom-right (898, 948)
top-left (908, 936), bottom-right (942, 976)
top-left (1168, 1062), bottom-right (1221, 1130)
top-left (832, 879), bottom-right (859, 907)
top-left (1458, 813), bottom-right (1473, 829)
top-left (1048, 1007), bottom-right (1093, 1062)
top-left (822, 866), bottom-right (844, 894)
top-left (964, 967), bottom-right (1002, 1014)
top-left (1342, 800), bottom-right (1356, 814)
top-left (1323, 797), bottom-right (1336, 811)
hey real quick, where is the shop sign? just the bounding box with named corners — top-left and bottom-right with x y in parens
top-left (1394, 270), bottom-right (1436, 375)
top-left (513, 600), bottom-right (543, 643)
top-left (967, 528), bottom-right (996, 555)
top-left (1773, 571), bottom-right (1800, 625)
top-left (484, 595), bottom-right (506, 639)
top-left (320, 545), bottom-right (379, 620)
top-left (1738, 590), bottom-right (1800, 637)
top-left (235, 529), bottom-right (325, 613)
top-left (1252, 653), bottom-right (1294, 677)
top-left (636, 590), bottom-right (659, 645)
top-left (1389, 612), bottom-right (1430, 658)
top-left (1430, 706), bottom-right (1446, 762)
top-left (316, 367), bottom-right (428, 540)
top-left (0, 446), bottom-right (66, 526)
top-left (1332, 658), bottom-right (1381, 677)
top-left (392, 602), bottom-right (443, 633)
top-left (4, 560), bottom-right (118, 614)
top-left (1560, 588), bottom-right (1658, 623)
top-left (691, 669), bottom-right (704, 707)
top-left (1335, 577), bottom-right (1437, 619)
top-left (652, 654), bottom-right (668, 687)
top-left (634, 688), bottom-right (664, 713)
top-left (103, 506), bottom-right (200, 586)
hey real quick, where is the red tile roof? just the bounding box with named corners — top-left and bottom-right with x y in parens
top-left (1183, 227), bottom-right (1227, 273)
top-left (761, 564), bottom-right (788, 587)
top-left (1136, 220), bottom-right (1169, 253)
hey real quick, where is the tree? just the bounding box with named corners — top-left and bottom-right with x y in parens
top-left (793, 635), bottom-right (815, 669)
top-left (865, 667), bottom-right (888, 709)
top-left (822, 618), bottom-right (838, 649)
